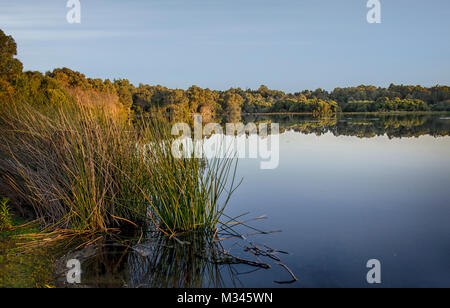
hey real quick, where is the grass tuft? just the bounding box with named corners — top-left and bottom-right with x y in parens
top-left (0, 98), bottom-right (239, 235)
top-left (0, 198), bottom-right (13, 231)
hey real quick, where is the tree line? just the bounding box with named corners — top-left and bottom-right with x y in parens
top-left (1, 29), bottom-right (449, 117)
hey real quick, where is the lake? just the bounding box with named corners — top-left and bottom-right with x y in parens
top-left (67, 113), bottom-right (450, 288)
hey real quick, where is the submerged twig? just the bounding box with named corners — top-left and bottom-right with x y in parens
top-left (274, 262), bottom-right (298, 284)
top-left (216, 251), bottom-right (271, 269)
top-left (218, 230), bottom-right (282, 241)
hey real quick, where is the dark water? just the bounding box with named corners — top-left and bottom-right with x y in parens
top-left (72, 113), bottom-right (450, 288)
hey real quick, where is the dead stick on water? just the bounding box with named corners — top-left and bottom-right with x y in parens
top-left (263, 244), bottom-right (289, 255)
top-left (274, 262), bottom-right (298, 284)
top-left (218, 230), bottom-right (282, 241)
top-left (220, 252), bottom-right (271, 269)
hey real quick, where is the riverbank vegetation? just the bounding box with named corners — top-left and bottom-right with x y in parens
top-left (1, 28), bottom-right (449, 236)
top-left (1, 28), bottom-right (449, 234)
top-left (0, 205), bottom-right (55, 288)
top-left (0, 29), bottom-right (239, 237)
top-left (1, 28), bottom-right (448, 287)
top-left (2, 29), bottom-right (449, 121)
top-left (341, 98), bottom-right (430, 112)
top-left (0, 90), bottom-right (239, 236)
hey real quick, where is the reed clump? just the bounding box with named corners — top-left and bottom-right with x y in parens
top-left (0, 97), bottom-right (239, 235)
top-left (0, 197), bottom-right (13, 231)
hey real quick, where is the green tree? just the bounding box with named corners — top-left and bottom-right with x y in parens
top-left (0, 29), bottom-right (23, 83)
top-left (114, 79), bottom-right (134, 111)
top-left (187, 85), bottom-right (219, 114)
top-left (222, 91), bottom-right (244, 114)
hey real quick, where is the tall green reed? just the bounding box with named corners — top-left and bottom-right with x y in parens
top-left (0, 197), bottom-right (12, 231)
top-left (0, 99), bottom-right (239, 235)
top-left (137, 118), bottom-right (240, 233)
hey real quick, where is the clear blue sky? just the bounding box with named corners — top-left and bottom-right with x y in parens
top-left (1, 0), bottom-right (449, 92)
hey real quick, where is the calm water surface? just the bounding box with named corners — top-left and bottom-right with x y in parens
top-left (74, 114), bottom-right (450, 288)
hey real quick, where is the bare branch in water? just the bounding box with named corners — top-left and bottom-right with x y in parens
top-left (274, 262), bottom-right (298, 284)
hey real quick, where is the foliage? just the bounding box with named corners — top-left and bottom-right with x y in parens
top-left (270, 98), bottom-right (338, 115)
top-left (0, 29), bottom-right (240, 234)
top-left (431, 100), bottom-right (450, 111)
top-left (138, 118), bottom-right (240, 233)
top-left (342, 98), bottom-right (430, 112)
top-left (0, 29), bottom-right (23, 83)
top-left (221, 91), bottom-right (244, 115)
top-left (2, 29), bottom-right (450, 121)
top-left (0, 218), bottom-right (55, 288)
top-left (0, 198), bottom-right (12, 231)
top-left (0, 97), bottom-right (239, 234)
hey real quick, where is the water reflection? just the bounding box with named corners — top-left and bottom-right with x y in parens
top-left (57, 113), bottom-right (450, 288)
top-left (240, 113), bottom-right (450, 138)
top-left (161, 113), bottom-right (450, 138)
top-left (126, 233), bottom-right (238, 288)
top-left (67, 233), bottom-right (241, 288)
